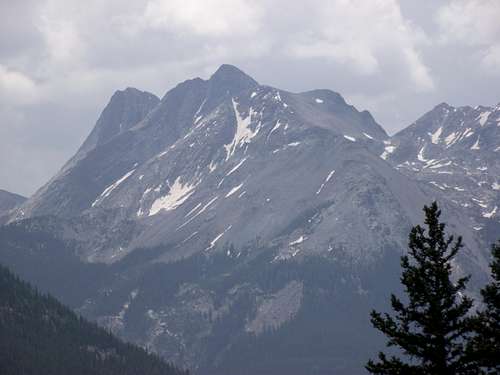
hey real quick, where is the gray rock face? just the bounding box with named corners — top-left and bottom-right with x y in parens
top-left (245, 280), bottom-right (303, 334)
top-left (5, 65), bottom-right (497, 374)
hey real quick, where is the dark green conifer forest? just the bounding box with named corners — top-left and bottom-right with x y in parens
top-left (0, 263), bottom-right (188, 375)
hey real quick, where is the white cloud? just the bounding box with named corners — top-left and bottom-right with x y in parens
top-left (14, 0), bottom-right (435, 95)
top-left (436, 0), bottom-right (500, 72)
top-left (140, 0), bottom-right (263, 36)
top-left (288, 39), bottom-right (380, 75)
top-left (285, 0), bottom-right (433, 91)
top-left (0, 65), bottom-right (38, 105)
top-left (482, 45), bottom-right (500, 72)
top-left (402, 47), bottom-right (434, 92)
top-left (38, 16), bottom-right (85, 67)
top-left (436, 0), bottom-right (500, 45)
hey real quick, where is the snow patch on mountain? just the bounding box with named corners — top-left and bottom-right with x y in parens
top-left (177, 196), bottom-right (219, 230)
top-left (185, 202), bottom-right (202, 218)
top-left (316, 170), bottom-right (335, 195)
top-left (181, 231), bottom-right (198, 244)
top-left (205, 225), bottom-right (232, 251)
top-left (429, 181), bottom-right (446, 190)
top-left (470, 137), bottom-right (480, 150)
top-left (289, 236), bottom-right (306, 246)
top-left (362, 132), bottom-right (374, 140)
top-left (444, 132), bottom-right (459, 146)
top-left (483, 206), bottom-right (497, 218)
top-left (149, 177), bottom-right (198, 216)
top-left (343, 135), bottom-right (356, 142)
top-left (267, 120), bottom-right (282, 140)
top-left (429, 127), bottom-right (443, 144)
top-left (226, 158), bottom-right (247, 176)
top-left (428, 161), bottom-right (452, 169)
top-left (92, 169), bottom-right (135, 207)
top-left (224, 99), bottom-right (259, 160)
top-left (462, 128), bottom-right (474, 139)
top-left (208, 160), bottom-right (217, 173)
top-left (381, 144), bottom-right (396, 160)
top-left (225, 183), bottom-right (244, 198)
top-left (478, 111), bottom-right (490, 126)
top-left (417, 145), bottom-right (428, 161)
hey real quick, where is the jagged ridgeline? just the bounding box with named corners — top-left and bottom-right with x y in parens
top-left (2, 64), bottom-right (498, 375)
top-left (0, 263), bottom-right (187, 375)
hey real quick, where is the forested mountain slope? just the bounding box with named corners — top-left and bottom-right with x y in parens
top-left (0, 263), bottom-right (187, 375)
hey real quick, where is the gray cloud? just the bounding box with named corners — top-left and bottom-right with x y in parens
top-left (1, 0), bottom-right (499, 196)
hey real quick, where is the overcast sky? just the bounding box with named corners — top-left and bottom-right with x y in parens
top-left (1, 0), bottom-right (499, 196)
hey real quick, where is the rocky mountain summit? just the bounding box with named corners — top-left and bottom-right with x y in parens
top-left (3, 65), bottom-right (497, 375)
top-left (11, 65), bottom-right (485, 268)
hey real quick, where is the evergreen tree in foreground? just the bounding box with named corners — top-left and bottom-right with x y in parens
top-left (366, 202), bottom-right (475, 374)
top-left (468, 241), bottom-right (500, 373)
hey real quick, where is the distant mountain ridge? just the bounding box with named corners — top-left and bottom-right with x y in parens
top-left (0, 189), bottom-right (26, 224)
top-left (384, 102), bottom-right (500, 240)
top-left (0, 189), bottom-right (25, 212)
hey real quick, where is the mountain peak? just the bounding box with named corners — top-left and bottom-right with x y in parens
top-left (211, 64), bottom-right (256, 81)
top-left (113, 87), bottom-right (159, 102)
top-left (433, 102), bottom-right (454, 112)
top-left (209, 64), bottom-right (258, 90)
top-left (73, 87), bottom-right (160, 159)
top-left (194, 64), bottom-right (259, 111)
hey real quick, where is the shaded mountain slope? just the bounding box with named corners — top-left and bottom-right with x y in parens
top-left (0, 262), bottom-right (187, 375)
